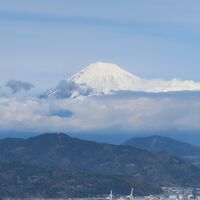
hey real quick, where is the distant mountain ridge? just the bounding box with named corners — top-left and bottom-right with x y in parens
top-left (124, 135), bottom-right (200, 167)
top-left (42, 62), bottom-right (200, 99)
top-left (2, 63), bottom-right (200, 99)
top-left (42, 62), bottom-right (141, 98)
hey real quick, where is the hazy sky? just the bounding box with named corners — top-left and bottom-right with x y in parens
top-left (1, 0), bottom-right (200, 88)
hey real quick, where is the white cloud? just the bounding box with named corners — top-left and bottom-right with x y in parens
top-left (137, 79), bottom-right (200, 92)
top-left (1, 93), bottom-right (200, 134)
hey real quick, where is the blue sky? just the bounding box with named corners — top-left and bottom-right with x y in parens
top-left (2, 1), bottom-right (200, 138)
top-left (1, 0), bottom-right (200, 88)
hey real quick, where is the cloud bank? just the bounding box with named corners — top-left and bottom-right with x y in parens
top-left (1, 92), bottom-right (200, 135)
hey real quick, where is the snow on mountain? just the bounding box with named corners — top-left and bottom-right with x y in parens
top-left (71, 62), bottom-right (141, 94)
top-left (42, 62), bottom-right (200, 99)
top-left (42, 62), bottom-right (142, 98)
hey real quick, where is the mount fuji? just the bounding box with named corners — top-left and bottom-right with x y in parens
top-left (42, 62), bottom-right (200, 98)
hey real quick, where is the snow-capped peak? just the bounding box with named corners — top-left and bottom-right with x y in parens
top-left (42, 61), bottom-right (200, 99)
top-left (70, 62), bottom-right (141, 95)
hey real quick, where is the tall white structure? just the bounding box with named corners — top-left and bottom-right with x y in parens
top-left (126, 188), bottom-right (134, 200)
top-left (106, 190), bottom-right (113, 200)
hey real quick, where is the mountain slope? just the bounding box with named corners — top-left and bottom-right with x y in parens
top-left (0, 160), bottom-right (160, 198)
top-left (42, 62), bottom-right (141, 98)
top-left (70, 62), bottom-right (140, 95)
top-left (123, 135), bottom-right (200, 167)
top-left (42, 62), bottom-right (200, 99)
top-left (0, 133), bottom-right (200, 190)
